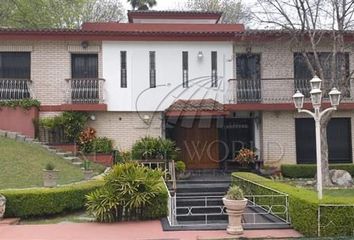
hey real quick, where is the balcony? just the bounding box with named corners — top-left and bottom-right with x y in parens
top-left (65, 78), bottom-right (105, 104)
top-left (0, 78), bottom-right (32, 100)
top-left (228, 78), bottom-right (353, 104)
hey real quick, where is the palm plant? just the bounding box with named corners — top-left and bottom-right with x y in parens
top-left (127, 0), bottom-right (157, 10)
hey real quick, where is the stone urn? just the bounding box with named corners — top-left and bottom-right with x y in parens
top-left (83, 169), bottom-right (94, 180)
top-left (0, 195), bottom-right (6, 219)
top-left (223, 197), bottom-right (248, 235)
top-left (43, 170), bottom-right (59, 187)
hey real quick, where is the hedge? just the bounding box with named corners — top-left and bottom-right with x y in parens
top-left (281, 164), bottom-right (354, 178)
top-left (0, 180), bottom-right (103, 218)
top-left (233, 172), bottom-right (354, 237)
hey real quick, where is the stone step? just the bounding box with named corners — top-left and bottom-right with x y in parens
top-left (6, 132), bottom-right (17, 139)
top-left (64, 156), bottom-right (80, 161)
top-left (16, 135), bottom-right (26, 141)
top-left (176, 214), bottom-right (227, 222)
top-left (56, 152), bottom-right (72, 157)
top-left (72, 161), bottom-right (83, 165)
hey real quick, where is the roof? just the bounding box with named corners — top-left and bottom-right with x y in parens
top-left (127, 10), bottom-right (223, 23)
top-left (166, 99), bottom-right (228, 117)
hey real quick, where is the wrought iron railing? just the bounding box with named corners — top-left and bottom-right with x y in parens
top-left (229, 78), bottom-right (352, 103)
top-left (0, 78), bottom-right (31, 100)
top-left (65, 78), bottom-right (105, 104)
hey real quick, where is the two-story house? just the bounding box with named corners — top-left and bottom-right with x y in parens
top-left (0, 10), bottom-right (353, 169)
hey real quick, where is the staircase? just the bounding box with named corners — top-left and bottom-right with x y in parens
top-left (170, 171), bottom-right (231, 229)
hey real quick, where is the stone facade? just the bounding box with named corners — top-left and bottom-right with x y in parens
top-left (88, 111), bottom-right (163, 150)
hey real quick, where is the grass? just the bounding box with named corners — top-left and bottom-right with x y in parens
top-left (0, 137), bottom-right (105, 189)
top-left (324, 189), bottom-right (354, 198)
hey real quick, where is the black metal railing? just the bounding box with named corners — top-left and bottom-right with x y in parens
top-left (0, 78), bottom-right (31, 100)
top-left (230, 78), bottom-right (352, 103)
top-left (66, 78), bottom-right (105, 104)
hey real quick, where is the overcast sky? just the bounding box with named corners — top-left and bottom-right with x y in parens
top-left (122, 0), bottom-right (189, 10)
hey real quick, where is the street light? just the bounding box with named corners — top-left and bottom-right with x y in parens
top-left (292, 76), bottom-right (341, 200)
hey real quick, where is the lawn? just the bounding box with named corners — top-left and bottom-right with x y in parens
top-left (0, 137), bottom-right (104, 189)
top-left (324, 189), bottom-right (354, 198)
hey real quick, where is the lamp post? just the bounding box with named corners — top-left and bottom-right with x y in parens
top-left (292, 76), bottom-right (341, 200)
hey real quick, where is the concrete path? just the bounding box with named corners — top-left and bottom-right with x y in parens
top-left (0, 220), bottom-right (302, 240)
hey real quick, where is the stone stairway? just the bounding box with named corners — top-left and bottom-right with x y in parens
top-left (0, 130), bottom-right (83, 166)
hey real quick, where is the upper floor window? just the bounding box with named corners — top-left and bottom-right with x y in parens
top-left (149, 51), bottom-right (156, 88)
top-left (0, 52), bottom-right (30, 79)
top-left (182, 51), bottom-right (188, 88)
top-left (294, 52), bottom-right (350, 97)
top-left (71, 54), bottom-right (98, 78)
top-left (121, 51), bottom-right (127, 88)
top-left (211, 51), bottom-right (218, 87)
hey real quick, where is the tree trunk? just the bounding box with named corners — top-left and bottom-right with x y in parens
top-left (320, 111), bottom-right (334, 187)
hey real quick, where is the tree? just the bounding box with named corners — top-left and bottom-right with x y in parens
top-left (127, 0), bottom-right (157, 10)
top-left (183, 0), bottom-right (252, 24)
top-left (0, 0), bottom-right (125, 29)
top-left (254, 0), bottom-right (354, 186)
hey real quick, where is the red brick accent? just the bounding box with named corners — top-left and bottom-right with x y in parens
top-left (86, 154), bottom-right (113, 167)
top-left (0, 107), bottom-right (38, 138)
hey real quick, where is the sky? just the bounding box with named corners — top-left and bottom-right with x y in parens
top-left (122, 0), bottom-right (189, 11)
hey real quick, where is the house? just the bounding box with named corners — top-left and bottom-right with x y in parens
top-left (0, 10), bottom-right (353, 169)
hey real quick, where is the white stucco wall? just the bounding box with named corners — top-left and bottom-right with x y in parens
top-left (102, 41), bottom-right (233, 112)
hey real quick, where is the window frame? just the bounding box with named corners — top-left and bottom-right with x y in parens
top-left (0, 52), bottom-right (31, 79)
top-left (149, 51), bottom-right (156, 88)
top-left (211, 51), bottom-right (218, 87)
top-left (121, 51), bottom-right (127, 88)
top-left (182, 51), bottom-right (189, 88)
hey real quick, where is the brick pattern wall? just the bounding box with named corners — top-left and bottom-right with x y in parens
top-left (88, 112), bottom-right (162, 150)
top-left (0, 40), bottom-right (102, 106)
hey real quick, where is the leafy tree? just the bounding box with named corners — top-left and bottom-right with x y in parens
top-left (184, 0), bottom-right (251, 24)
top-left (127, 0), bottom-right (157, 10)
top-left (0, 0), bottom-right (125, 29)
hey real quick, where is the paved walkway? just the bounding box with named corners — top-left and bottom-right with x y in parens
top-left (0, 220), bottom-right (302, 240)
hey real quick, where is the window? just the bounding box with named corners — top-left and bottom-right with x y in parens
top-left (0, 52), bottom-right (30, 79)
top-left (182, 51), bottom-right (188, 88)
top-left (71, 54), bottom-right (98, 78)
top-left (294, 52), bottom-right (350, 96)
top-left (121, 51), bottom-right (127, 88)
top-left (211, 51), bottom-right (218, 87)
top-left (295, 118), bottom-right (352, 164)
top-left (149, 51), bottom-right (156, 88)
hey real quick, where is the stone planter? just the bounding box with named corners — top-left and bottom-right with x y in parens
top-left (222, 197), bottom-right (248, 235)
top-left (83, 169), bottom-right (94, 180)
top-left (0, 195), bottom-right (6, 219)
top-left (43, 170), bottom-right (59, 187)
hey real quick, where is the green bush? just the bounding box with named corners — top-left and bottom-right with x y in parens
top-left (0, 181), bottom-right (103, 218)
top-left (175, 161), bottom-right (186, 173)
top-left (131, 136), bottom-right (178, 160)
top-left (62, 112), bottom-right (88, 142)
top-left (92, 137), bottom-right (113, 154)
top-left (86, 162), bottom-right (168, 222)
top-left (225, 185), bottom-right (244, 200)
top-left (281, 164), bottom-right (354, 178)
top-left (0, 99), bottom-right (41, 109)
top-left (233, 172), bottom-right (354, 237)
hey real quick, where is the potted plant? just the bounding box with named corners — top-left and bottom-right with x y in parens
top-left (223, 185), bottom-right (248, 235)
top-left (43, 163), bottom-right (59, 187)
top-left (82, 160), bottom-right (94, 180)
top-left (0, 194), bottom-right (6, 219)
top-left (234, 148), bottom-right (256, 170)
top-left (175, 161), bottom-right (190, 180)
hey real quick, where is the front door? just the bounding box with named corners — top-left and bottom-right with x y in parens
top-left (166, 118), bottom-right (220, 169)
top-left (219, 118), bottom-right (254, 161)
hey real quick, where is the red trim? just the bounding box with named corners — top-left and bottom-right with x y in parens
top-left (165, 110), bottom-right (229, 117)
top-left (127, 11), bottom-right (223, 23)
top-left (224, 102), bottom-right (354, 111)
top-left (40, 104), bottom-right (107, 112)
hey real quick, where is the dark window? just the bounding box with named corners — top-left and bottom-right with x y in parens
top-left (236, 54), bottom-right (261, 102)
top-left (295, 118), bottom-right (352, 164)
top-left (71, 54), bottom-right (98, 78)
top-left (182, 51), bottom-right (188, 88)
top-left (294, 52), bottom-right (350, 97)
top-left (149, 51), bottom-right (156, 88)
top-left (0, 52), bottom-right (30, 79)
top-left (121, 51), bottom-right (127, 88)
top-left (211, 51), bottom-right (218, 87)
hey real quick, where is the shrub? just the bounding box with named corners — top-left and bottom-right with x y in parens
top-left (281, 164), bottom-right (354, 178)
top-left (233, 172), bottom-right (354, 237)
top-left (85, 162), bottom-right (168, 222)
top-left (79, 127), bottom-right (96, 153)
top-left (235, 148), bottom-right (256, 167)
top-left (0, 181), bottom-right (103, 218)
top-left (0, 99), bottom-right (41, 109)
top-left (44, 162), bottom-right (55, 171)
top-left (225, 185), bottom-right (244, 200)
top-left (92, 137), bottom-right (113, 154)
top-left (62, 112), bottom-right (88, 142)
top-left (175, 161), bottom-right (186, 173)
top-left (131, 136), bottom-right (178, 160)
